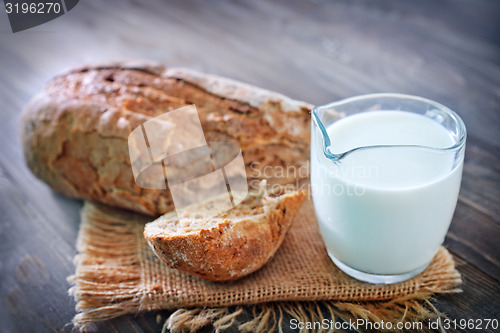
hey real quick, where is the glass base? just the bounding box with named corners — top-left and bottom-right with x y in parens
top-left (327, 251), bottom-right (430, 284)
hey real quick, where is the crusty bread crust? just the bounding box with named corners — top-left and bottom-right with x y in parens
top-left (144, 190), bottom-right (306, 282)
top-left (21, 61), bottom-right (312, 216)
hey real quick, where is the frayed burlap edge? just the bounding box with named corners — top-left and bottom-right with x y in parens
top-left (68, 201), bottom-right (462, 332)
top-left (163, 294), bottom-right (452, 333)
top-left (68, 204), bottom-right (145, 327)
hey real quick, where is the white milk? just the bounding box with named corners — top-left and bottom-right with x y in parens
top-left (311, 111), bottom-right (463, 275)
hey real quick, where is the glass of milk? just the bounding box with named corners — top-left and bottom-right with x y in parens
top-left (311, 93), bottom-right (466, 284)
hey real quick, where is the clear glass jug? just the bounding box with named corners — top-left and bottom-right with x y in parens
top-left (311, 93), bottom-right (466, 284)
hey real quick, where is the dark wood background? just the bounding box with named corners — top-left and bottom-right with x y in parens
top-left (0, 0), bottom-right (499, 332)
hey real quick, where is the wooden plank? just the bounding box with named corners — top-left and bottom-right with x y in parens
top-left (0, 163), bottom-right (78, 333)
top-left (460, 139), bottom-right (500, 222)
top-left (433, 254), bottom-right (500, 333)
top-left (445, 202), bottom-right (500, 281)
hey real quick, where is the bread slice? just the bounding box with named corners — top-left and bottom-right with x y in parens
top-left (144, 184), bottom-right (306, 282)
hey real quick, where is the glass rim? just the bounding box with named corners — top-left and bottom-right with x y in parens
top-left (312, 93), bottom-right (467, 161)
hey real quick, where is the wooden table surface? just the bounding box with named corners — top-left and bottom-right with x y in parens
top-left (1, 0), bottom-right (499, 332)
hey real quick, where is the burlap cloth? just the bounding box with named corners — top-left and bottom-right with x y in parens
top-left (69, 199), bottom-right (462, 332)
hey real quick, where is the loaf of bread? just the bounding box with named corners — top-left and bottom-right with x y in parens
top-left (144, 184), bottom-right (306, 281)
top-left (21, 61), bottom-right (312, 216)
